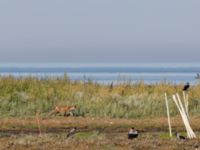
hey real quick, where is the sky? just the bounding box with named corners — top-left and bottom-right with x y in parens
top-left (0, 0), bottom-right (200, 63)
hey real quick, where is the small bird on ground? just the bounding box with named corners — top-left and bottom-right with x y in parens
top-left (183, 82), bottom-right (190, 91)
top-left (194, 142), bottom-right (199, 150)
top-left (67, 127), bottom-right (77, 138)
top-left (174, 132), bottom-right (186, 140)
top-left (195, 145), bottom-right (199, 150)
top-left (128, 128), bottom-right (139, 139)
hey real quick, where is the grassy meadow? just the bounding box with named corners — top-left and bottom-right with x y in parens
top-left (0, 75), bottom-right (200, 119)
top-left (1, 75), bottom-right (200, 149)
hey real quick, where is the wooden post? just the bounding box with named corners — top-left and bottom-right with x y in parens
top-left (172, 94), bottom-right (196, 139)
top-left (175, 94), bottom-right (192, 138)
top-left (183, 91), bottom-right (189, 119)
top-left (172, 95), bottom-right (189, 138)
top-left (164, 93), bottom-right (172, 137)
top-left (186, 93), bottom-right (189, 118)
top-left (176, 94), bottom-right (195, 138)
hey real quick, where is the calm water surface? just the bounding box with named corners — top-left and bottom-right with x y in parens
top-left (0, 63), bottom-right (200, 84)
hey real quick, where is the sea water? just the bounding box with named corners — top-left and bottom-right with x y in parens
top-left (0, 62), bottom-right (200, 84)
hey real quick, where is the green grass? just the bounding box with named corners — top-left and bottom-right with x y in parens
top-left (159, 133), bottom-right (174, 139)
top-left (0, 75), bottom-right (200, 118)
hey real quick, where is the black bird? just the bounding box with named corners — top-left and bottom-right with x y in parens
top-left (67, 127), bottom-right (77, 138)
top-left (195, 145), bottom-right (199, 150)
top-left (183, 82), bottom-right (190, 91)
top-left (128, 128), bottom-right (139, 139)
top-left (194, 142), bottom-right (199, 150)
top-left (175, 132), bottom-right (186, 140)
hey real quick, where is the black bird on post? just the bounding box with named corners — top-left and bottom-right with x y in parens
top-left (183, 82), bottom-right (190, 91)
top-left (128, 128), bottom-right (139, 139)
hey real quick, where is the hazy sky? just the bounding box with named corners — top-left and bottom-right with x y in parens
top-left (0, 0), bottom-right (200, 62)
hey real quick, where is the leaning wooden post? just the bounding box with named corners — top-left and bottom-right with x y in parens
top-left (186, 92), bottom-right (189, 118)
top-left (176, 94), bottom-right (196, 138)
top-left (172, 95), bottom-right (190, 138)
top-left (172, 94), bottom-right (196, 139)
top-left (164, 93), bottom-right (172, 137)
top-left (175, 94), bottom-right (192, 138)
top-left (183, 91), bottom-right (189, 119)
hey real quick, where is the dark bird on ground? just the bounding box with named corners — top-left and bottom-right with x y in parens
top-left (183, 82), bottom-right (190, 91)
top-left (175, 132), bottom-right (186, 140)
top-left (194, 142), bottom-right (199, 150)
top-left (67, 127), bottom-right (77, 138)
top-left (128, 128), bottom-right (139, 139)
top-left (195, 145), bottom-right (199, 150)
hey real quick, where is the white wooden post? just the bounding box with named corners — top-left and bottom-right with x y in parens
top-left (164, 93), bottom-right (172, 137)
top-left (176, 94), bottom-right (195, 138)
top-left (186, 93), bottom-right (189, 118)
top-left (183, 91), bottom-right (189, 119)
top-left (172, 95), bottom-right (191, 138)
top-left (176, 94), bottom-right (192, 138)
top-left (172, 93), bottom-right (196, 139)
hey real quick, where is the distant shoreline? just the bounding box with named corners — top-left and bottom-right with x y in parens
top-left (0, 74), bottom-right (199, 85)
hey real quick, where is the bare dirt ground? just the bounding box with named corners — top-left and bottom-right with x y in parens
top-left (0, 117), bottom-right (200, 150)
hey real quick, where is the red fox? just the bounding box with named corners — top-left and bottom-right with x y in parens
top-left (48, 105), bottom-right (76, 117)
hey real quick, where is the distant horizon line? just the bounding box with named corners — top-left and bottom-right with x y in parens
top-left (1, 61), bottom-right (200, 63)
top-left (1, 62), bottom-right (200, 68)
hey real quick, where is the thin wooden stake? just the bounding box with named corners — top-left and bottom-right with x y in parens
top-left (172, 95), bottom-right (190, 137)
top-left (164, 93), bottom-right (172, 137)
top-left (175, 94), bottom-right (192, 138)
top-left (183, 91), bottom-right (189, 119)
top-left (186, 93), bottom-right (189, 118)
top-left (172, 94), bottom-right (196, 139)
top-left (176, 94), bottom-right (195, 138)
